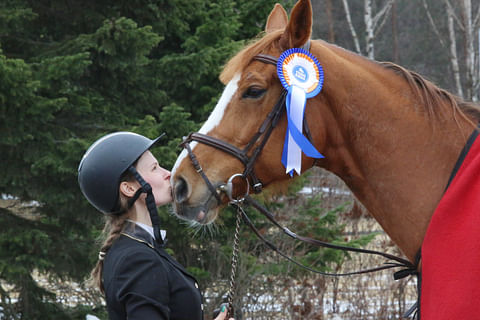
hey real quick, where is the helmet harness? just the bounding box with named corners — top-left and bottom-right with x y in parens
top-left (127, 166), bottom-right (164, 246)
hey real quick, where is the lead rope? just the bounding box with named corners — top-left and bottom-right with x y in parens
top-left (225, 205), bottom-right (242, 318)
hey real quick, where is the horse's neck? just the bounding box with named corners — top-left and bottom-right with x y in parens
top-left (310, 48), bottom-right (474, 261)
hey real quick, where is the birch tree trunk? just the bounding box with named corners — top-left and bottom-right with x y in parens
top-left (459, 0), bottom-right (478, 101)
top-left (424, 0), bottom-right (480, 101)
top-left (446, 2), bottom-right (464, 98)
top-left (342, 0), bottom-right (362, 55)
top-left (342, 0), bottom-right (394, 60)
top-left (391, 1), bottom-right (399, 63)
top-left (365, 0), bottom-right (375, 59)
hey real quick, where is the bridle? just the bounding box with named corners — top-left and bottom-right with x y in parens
top-left (180, 51), bottom-right (320, 203)
top-left (180, 38), bottom-right (316, 201)
top-left (181, 84), bottom-right (286, 200)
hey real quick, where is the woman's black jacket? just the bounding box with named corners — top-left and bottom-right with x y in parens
top-left (102, 222), bottom-right (204, 320)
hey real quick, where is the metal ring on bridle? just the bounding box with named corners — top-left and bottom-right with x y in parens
top-left (226, 174), bottom-right (250, 203)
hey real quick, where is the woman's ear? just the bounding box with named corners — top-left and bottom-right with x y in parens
top-left (119, 181), bottom-right (138, 198)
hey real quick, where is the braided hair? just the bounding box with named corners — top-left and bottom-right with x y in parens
top-left (88, 169), bottom-right (135, 293)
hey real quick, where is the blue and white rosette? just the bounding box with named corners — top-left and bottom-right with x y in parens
top-left (277, 48), bottom-right (325, 176)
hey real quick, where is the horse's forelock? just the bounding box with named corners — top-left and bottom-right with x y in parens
top-left (220, 30), bottom-right (283, 84)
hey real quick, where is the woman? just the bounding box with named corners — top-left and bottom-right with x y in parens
top-left (78, 131), bottom-right (233, 320)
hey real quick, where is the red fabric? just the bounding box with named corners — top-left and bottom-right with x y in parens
top-left (421, 137), bottom-right (480, 319)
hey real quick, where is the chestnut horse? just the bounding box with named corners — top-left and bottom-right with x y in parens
top-left (171, 0), bottom-right (480, 317)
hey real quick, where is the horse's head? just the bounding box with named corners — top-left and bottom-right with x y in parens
top-left (171, 0), bottom-right (324, 224)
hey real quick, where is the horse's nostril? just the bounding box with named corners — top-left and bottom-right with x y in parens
top-left (174, 177), bottom-right (189, 204)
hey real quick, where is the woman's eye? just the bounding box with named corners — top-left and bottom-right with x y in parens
top-left (242, 86), bottom-right (266, 99)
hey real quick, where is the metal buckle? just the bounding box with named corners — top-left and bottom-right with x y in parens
top-left (219, 173), bottom-right (250, 204)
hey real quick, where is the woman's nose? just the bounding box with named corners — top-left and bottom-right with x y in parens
top-left (163, 168), bottom-right (171, 179)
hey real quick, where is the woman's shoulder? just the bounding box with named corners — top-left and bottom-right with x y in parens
top-left (104, 235), bottom-right (168, 275)
top-left (103, 235), bottom-right (171, 285)
top-left (102, 235), bottom-right (173, 303)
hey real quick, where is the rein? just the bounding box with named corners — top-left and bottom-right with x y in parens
top-left (219, 194), bottom-right (418, 318)
top-left (240, 195), bottom-right (417, 277)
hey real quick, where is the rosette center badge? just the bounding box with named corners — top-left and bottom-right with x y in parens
top-left (278, 48), bottom-right (324, 98)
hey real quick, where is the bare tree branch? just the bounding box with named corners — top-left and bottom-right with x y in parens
top-left (422, 0), bottom-right (447, 49)
top-left (445, 0), bottom-right (465, 31)
top-left (372, 0), bottom-right (394, 31)
top-left (473, 4), bottom-right (480, 26)
top-left (374, 1), bottom-right (395, 38)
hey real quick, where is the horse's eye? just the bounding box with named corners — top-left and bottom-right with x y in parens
top-left (242, 86), bottom-right (266, 99)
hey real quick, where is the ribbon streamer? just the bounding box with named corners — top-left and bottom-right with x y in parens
top-left (281, 86), bottom-right (324, 176)
top-left (277, 48), bottom-right (325, 176)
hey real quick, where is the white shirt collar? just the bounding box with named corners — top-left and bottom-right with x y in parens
top-left (127, 219), bottom-right (166, 241)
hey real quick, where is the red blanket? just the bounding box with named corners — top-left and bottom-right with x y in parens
top-left (421, 137), bottom-right (480, 319)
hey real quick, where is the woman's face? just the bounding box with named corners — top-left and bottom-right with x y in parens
top-left (136, 151), bottom-right (172, 206)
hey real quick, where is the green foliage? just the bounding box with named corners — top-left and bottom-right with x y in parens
top-left (186, 266), bottom-right (211, 283)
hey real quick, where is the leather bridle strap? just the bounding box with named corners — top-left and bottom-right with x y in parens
top-left (183, 142), bottom-right (222, 204)
top-left (253, 38), bottom-right (310, 65)
top-left (252, 52), bottom-right (319, 167)
top-left (253, 54), bottom-right (278, 65)
top-left (181, 89), bottom-right (288, 195)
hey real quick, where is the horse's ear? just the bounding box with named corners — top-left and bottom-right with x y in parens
top-left (265, 3), bottom-right (288, 33)
top-left (279, 0), bottom-right (312, 49)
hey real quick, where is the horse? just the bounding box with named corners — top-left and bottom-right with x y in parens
top-left (171, 0), bottom-right (480, 318)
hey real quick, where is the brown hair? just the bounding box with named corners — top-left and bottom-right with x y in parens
top-left (88, 169), bottom-right (136, 294)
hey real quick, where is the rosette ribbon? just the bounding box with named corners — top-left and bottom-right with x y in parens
top-left (277, 48), bottom-right (325, 176)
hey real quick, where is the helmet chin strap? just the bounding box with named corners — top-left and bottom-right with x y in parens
top-left (127, 166), bottom-right (165, 247)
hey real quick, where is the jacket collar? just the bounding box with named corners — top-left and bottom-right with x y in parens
top-left (121, 221), bottom-right (198, 281)
top-left (122, 220), bottom-right (156, 248)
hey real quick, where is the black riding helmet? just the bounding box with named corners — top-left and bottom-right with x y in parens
top-left (78, 131), bottom-right (166, 244)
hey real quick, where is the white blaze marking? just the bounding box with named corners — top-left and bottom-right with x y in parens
top-left (171, 73), bottom-right (241, 180)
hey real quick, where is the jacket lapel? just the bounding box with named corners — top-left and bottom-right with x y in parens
top-left (122, 221), bottom-right (198, 281)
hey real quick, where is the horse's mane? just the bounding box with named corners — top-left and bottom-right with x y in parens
top-left (220, 32), bottom-right (480, 124)
top-left (381, 62), bottom-right (480, 123)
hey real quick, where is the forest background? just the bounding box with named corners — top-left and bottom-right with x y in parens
top-left (1, 0), bottom-right (479, 319)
